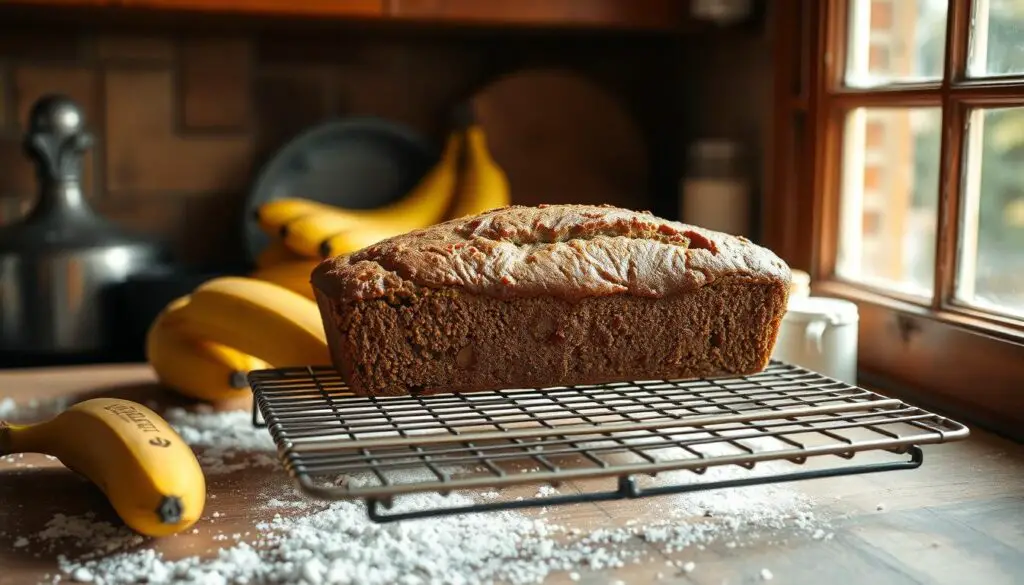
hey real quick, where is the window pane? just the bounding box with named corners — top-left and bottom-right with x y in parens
top-left (956, 107), bottom-right (1024, 319)
top-left (837, 108), bottom-right (942, 297)
top-left (968, 0), bottom-right (1024, 77)
top-left (844, 0), bottom-right (947, 87)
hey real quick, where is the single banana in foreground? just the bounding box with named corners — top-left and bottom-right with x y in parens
top-left (279, 132), bottom-right (464, 258)
top-left (249, 260), bottom-right (320, 300)
top-left (447, 124), bottom-right (511, 219)
top-left (0, 398), bottom-right (206, 537)
top-left (162, 276), bottom-right (330, 368)
top-left (147, 296), bottom-right (270, 404)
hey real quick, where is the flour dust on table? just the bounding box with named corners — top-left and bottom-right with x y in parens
top-left (0, 399), bottom-right (834, 585)
top-left (53, 467), bottom-right (831, 585)
top-left (162, 406), bottom-right (279, 474)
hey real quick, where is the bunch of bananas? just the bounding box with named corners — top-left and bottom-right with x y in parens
top-left (146, 121), bottom-right (509, 407)
top-left (145, 276), bottom-right (331, 405)
top-left (248, 121), bottom-right (511, 300)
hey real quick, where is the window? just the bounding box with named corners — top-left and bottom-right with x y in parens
top-left (769, 0), bottom-right (1024, 439)
top-left (837, 106), bottom-right (942, 297)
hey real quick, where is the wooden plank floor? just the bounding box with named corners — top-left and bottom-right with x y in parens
top-left (0, 364), bottom-right (1022, 584)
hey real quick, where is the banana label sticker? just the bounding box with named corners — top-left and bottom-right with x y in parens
top-left (102, 403), bottom-right (164, 437)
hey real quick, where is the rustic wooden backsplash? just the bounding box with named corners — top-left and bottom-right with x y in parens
top-left (0, 23), bottom-right (768, 267)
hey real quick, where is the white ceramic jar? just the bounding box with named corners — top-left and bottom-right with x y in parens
top-left (771, 296), bottom-right (860, 386)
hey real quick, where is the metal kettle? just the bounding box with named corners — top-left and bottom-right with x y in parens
top-left (0, 95), bottom-right (170, 357)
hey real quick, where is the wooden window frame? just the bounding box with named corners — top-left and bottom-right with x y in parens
top-left (767, 0), bottom-right (1024, 441)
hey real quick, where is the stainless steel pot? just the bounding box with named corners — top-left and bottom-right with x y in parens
top-left (0, 95), bottom-right (169, 356)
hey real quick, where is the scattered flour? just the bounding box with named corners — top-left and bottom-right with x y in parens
top-left (47, 456), bottom-right (827, 585)
top-left (162, 406), bottom-right (278, 474)
top-left (1, 399), bottom-right (832, 584)
top-left (265, 498), bottom-right (311, 510)
top-left (0, 396), bottom-right (69, 421)
top-left (535, 485), bottom-right (559, 498)
top-left (36, 513), bottom-right (144, 555)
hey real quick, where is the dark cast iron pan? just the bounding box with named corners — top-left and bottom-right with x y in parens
top-left (242, 116), bottom-right (440, 264)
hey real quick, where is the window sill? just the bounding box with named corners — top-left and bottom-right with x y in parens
top-left (810, 280), bottom-right (1024, 442)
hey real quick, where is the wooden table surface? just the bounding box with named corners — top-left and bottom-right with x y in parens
top-left (1, 364), bottom-right (1022, 585)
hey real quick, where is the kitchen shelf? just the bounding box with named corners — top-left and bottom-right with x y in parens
top-left (0, 0), bottom-right (689, 30)
top-left (248, 360), bottom-right (970, 523)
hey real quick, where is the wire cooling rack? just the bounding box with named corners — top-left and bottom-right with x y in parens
top-left (248, 361), bottom-right (969, 523)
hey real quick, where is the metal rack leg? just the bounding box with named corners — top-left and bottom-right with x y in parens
top-left (364, 446), bottom-right (924, 523)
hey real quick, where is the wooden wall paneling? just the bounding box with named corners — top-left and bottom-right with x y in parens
top-left (0, 31), bottom-right (82, 61)
top-left (179, 37), bottom-right (252, 133)
top-left (386, 0), bottom-right (685, 30)
top-left (332, 40), bottom-right (489, 140)
top-left (0, 135), bottom-right (30, 220)
top-left (0, 197), bottom-right (32, 225)
top-left (104, 69), bottom-right (253, 194)
top-left (0, 57), bottom-right (23, 226)
top-left (93, 35), bottom-right (176, 63)
top-left (91, 195), bottom-right (187, 249)
top-left (252, 67), bottom-right (334, 165)
top-left (0, 65), bottom-right (10, 133)
top-left (135, 0), bottom-right (385, 17)
top-left (256, 34), bottom-right (490, 140)
top-left (182, 192), bottom-right (248, 265)
top-left (3, 0), bottom-right (386, 18)
top-left (1, 0), bottom-right (688, 29)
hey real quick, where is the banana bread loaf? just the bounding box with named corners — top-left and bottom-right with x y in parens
top-left (310, 204), bottom-right (792, 397)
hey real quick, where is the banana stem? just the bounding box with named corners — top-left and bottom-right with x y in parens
top-left (0, 422), bottom-right (45, 457)
top-left (0, 421), bottom-right (18, 456)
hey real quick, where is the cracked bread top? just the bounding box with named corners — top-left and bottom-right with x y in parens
top-left (310, 204), bottom-right (792, 304)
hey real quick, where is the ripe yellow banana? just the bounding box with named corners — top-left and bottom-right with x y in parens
top-left (249, 259), bottom-right (320, 300)
top-left (162, 276), bottom-right (330, 368)
top-left (255, 238), bottom-right (305, 269)
top-left (279, 213), bottom-right (358, 259)
top-left (256, 198), bottom-right (346, 239)
top-left (447, 124), bottom-right (511, 219)
top-left (147, 296), bottom-right (270, 404)
top-left (0, 398), bottom-right (206, 537)
top-left (319, 222), bottom-right (415, 258)
top-left (280, 132), bottom-right (464, 258)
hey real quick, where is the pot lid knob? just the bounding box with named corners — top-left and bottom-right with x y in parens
top-left (23, 94), bottom-right (93, 185)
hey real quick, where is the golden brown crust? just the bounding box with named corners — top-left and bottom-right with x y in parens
top-left (310, 204), bottom-right (792, 303)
